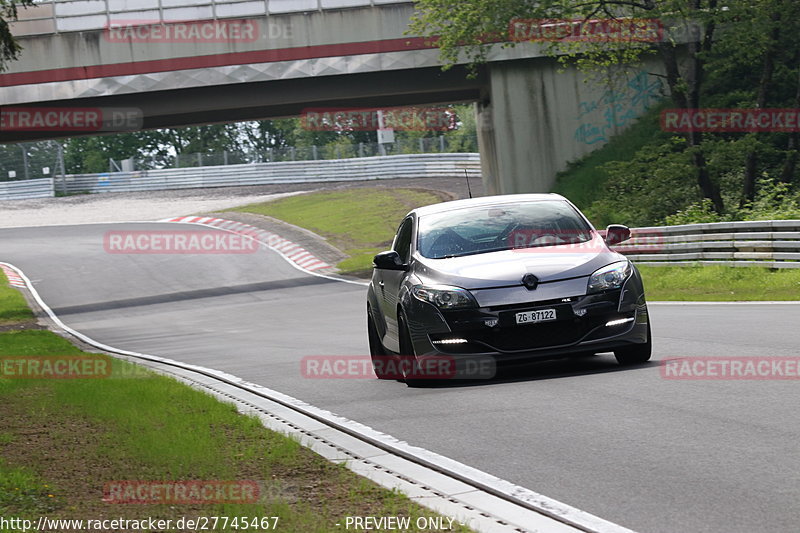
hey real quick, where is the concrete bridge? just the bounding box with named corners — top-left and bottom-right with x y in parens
top-left (3, 0), bottom-right (666, 193)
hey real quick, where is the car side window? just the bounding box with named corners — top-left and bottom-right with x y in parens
top-left (393, 218), bottom-right (413, 263)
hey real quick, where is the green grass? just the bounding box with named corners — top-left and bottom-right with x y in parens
top-left (0, 274), bottom-right (34, 325)
top-left (0, 273), bottom-right (472, 531)
top-left (0, 330), bottom-right (84, 356)
top-left (552, 102), bottom-right (667, 210)
top-left (0, 459), bottom-right (58, 517)
top-left (639, 265), bottom-right (800, 301)
top-left (227, 188), bottom-right (443, 274)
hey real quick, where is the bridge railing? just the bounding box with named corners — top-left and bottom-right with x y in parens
top-left (613, 221), bottom-right (800, 269)
top-left (18, 0), bottom-right (412, 36)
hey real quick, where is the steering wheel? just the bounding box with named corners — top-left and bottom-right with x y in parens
top-left (493, 221), bottom-right (521, 247)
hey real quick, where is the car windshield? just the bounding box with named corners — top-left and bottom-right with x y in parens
top-left (417, 200), bottom-right (593, 259)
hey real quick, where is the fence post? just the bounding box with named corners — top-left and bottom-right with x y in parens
top-left (439, 135), bottom-right (445, 152)
top-left (312, 145), bottom-right (318, 160)
top-left (57, 142), bottom-right (67, 195)
top-left (20, 144), bottom-right (29, 180)
top-left (358, 142), bottom-right (364, 158)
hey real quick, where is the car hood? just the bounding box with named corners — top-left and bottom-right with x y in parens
top-left (413, 236), bottom-right (626, 290)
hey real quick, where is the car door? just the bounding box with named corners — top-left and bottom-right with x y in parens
top-left (379, 217), bottom-right (413, 351)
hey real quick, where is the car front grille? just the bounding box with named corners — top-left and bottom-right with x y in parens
top-left (457, 317), bottom-right (606, 352)
top-left (434, 290), bottom-right (627, 354)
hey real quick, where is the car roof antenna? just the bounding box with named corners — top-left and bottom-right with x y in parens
top-left (464, 169), bottom-right (473, 199)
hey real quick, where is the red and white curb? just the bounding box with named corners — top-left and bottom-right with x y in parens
top-left (1, 264), bottom-right (26, 288)
top-left (160, 216), bottom-right (333, 274)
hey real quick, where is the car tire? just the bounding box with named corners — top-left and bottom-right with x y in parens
top-left (398, 310), bottom-right (427, 388)
top-left (368, 307), bottom-right (394, 380)
top-left (614, 322), bottom-right (652, 365)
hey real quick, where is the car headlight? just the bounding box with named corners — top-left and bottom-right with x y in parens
top-left (411, 285), bottom-right (477, 310)
top-left (587, 261), bottom-right (632, 293)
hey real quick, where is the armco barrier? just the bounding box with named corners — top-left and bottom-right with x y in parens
top-left (614, 220), bottom-right (800, 268)
top-left (60, 153), bottom-right (482, 195)
top-left (0, 177), bottom-right (54, 200)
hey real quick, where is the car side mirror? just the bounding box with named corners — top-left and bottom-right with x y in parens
top-left (373, 250), bottom-right (408, 271)
top-left (605, 224), bottom-right (631, 246)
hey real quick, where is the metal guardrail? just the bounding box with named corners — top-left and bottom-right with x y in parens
top-left (18, 0), bottom-right (412, 36)
top-left (614, 220), bottom-right (800, 269)
top-left (59, 153), bottom-right (481, 194)
top-left (0, 177), bottom-right (54, 200)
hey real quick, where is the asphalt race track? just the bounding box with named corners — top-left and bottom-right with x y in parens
top-left (3, 223), bottom-right (799, 533)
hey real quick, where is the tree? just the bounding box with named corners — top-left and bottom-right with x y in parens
top-left (409, 0), bottom-right (728, 212)
top-left (240, 119), bottom-right (299, 157)
top-left (0, 0), bottom-right (33, 72)
top-left (62, 131), bottom-right (165, 173)
top-left (705, 0), bottom-right (800, 198)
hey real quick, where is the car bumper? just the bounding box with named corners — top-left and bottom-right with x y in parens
top-left (405, 276), bottom-right (649, 362)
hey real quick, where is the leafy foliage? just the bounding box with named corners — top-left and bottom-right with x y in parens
top-left (665, 180), bottom-right (800, 224)
top-left (563, 106), bottom-right (800, 227)
top-left (0, 0), bottom-right (33, 71)
top-left (411, 0), bottom-right (800, 215)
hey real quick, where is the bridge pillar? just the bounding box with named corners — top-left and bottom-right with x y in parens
top-left (477, 57), bottom-right (664, 196)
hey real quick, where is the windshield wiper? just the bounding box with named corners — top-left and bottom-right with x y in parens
top-left (438, 247), bottom-right (511, 259)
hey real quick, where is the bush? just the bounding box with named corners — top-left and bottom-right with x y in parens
top-left (582, 136), bottom-right (699, 227)
top-left (578, 122), bottom-right (800, 227)
top-left (664, 179), bottom-right (800, 225)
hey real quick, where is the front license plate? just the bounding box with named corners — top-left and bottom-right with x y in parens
top-left (515, 308), bottom-right (557, 325)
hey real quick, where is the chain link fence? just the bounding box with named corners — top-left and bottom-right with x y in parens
top-left (0, 141), bottom-right (65, 182)
top-left (136, 135), bottom-right (479, 170)
top-left (0, 135), bottom-right (478, 179)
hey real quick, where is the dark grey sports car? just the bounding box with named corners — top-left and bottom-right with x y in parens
top-left (366, 193), bottom-right (651, 384)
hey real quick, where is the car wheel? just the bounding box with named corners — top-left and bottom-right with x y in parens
top-left (614, 321), bottom-right (652, 365)
top-left (368, 307), bottom-right (394, 380)
top-left (398, 310), bottom-right (427, 387)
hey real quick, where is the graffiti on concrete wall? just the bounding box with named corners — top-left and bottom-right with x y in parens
top-left (573, 70), bottom-right (663, 145)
